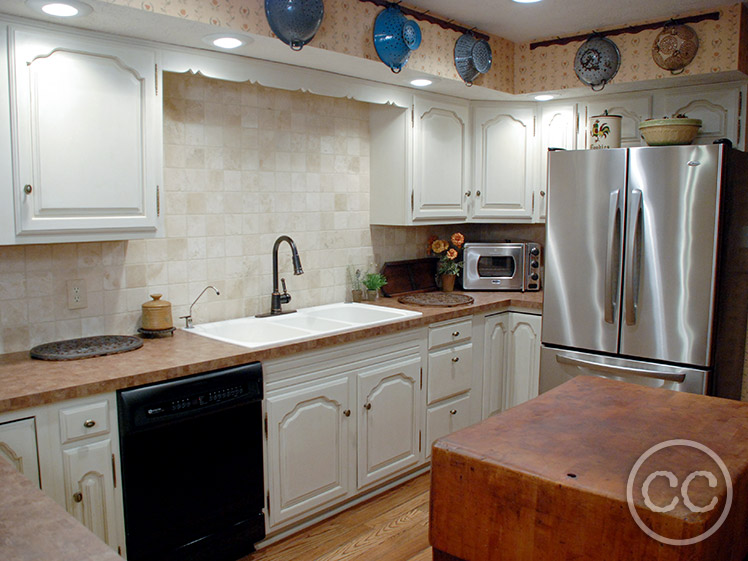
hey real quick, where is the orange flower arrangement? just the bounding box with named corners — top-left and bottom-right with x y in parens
top-left (430, 232), bottom-right (465, 277)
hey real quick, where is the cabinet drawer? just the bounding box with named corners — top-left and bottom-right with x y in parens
top-left (428, 319), bottom-right (472, 349)
top-left (59, 401), bottom-right (110, 444)
top-left (428, 343), bottom-right (473, 404)
top-left (426, 393), bottom-right (471, 458)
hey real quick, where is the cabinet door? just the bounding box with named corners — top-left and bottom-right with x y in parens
top-left (357, 356), bottom-right (420, 488)
top-left (9, 28), bottom-right (160, 238)
top-left (61, 438), bottom-right (119, 549)
top-left (585, 94), bottom-right (652, 147)
top-left (537, 102), bottom-right (578, 222)
top-left (653, 83), bottom-right (745, 150)
top-left (0, 417), bottom-right (40, 488)
top-left (504, 313), bottom-right (542, 409)
top-left (413, 96), bottom-right (470, 221)
top-left (428, 343), bottom-right (473, 405)
top-left (266, 377), bottom-right (351, 526)
top-left (426, 393), bottom-right (471, 459)
top-left (472, 104), bottom-right (535, 221)
top-left (482, 313), bottom-right (509, 418)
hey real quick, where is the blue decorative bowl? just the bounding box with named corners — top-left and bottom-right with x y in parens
top-left (373, 5), bottom-right (421, 73)
top-left (265, 0), bottom-right (324, 51)
top-left (454, 33), bottom-right (492, 86)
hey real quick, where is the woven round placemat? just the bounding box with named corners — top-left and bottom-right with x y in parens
top-left (30, 335), bottom-right (143, 361)
top-left (398, 293), bottom-right (474, 307)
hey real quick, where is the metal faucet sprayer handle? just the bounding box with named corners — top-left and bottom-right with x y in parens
top-left (281, 278), bottom-right (288, 294)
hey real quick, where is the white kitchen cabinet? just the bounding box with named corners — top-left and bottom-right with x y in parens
top-left (536, 102), bottom-right (578, 222)
top-left (482, 312), bottom-right (542, 417)
top-left (471, 103), bottom-right (536, 221)
top-left (583, 93), bottom-right (652, 148)
top-left (4, 24), bottom-right (162, 244)
top-left (0, 416), bottom-right (40, 488)
top-left (412, 95), bottom-right (471, 222)
top-left (652, 82), bottom-right (746, 150)
top-left (425, 393), bottom-right (471, 458)
top-left (357, 355), bottom-right (421, 488)
top-left (265, 376), bottom-right (351, 527)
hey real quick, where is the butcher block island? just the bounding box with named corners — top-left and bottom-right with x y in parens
top-left (430, 377), bottom-right (748, 561)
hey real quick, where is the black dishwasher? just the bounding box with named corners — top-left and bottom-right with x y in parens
top-left (118, 362), bottom-right (265, 561)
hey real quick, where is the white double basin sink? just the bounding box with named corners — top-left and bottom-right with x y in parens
top-left (188, 302), bottom-right (422, 349)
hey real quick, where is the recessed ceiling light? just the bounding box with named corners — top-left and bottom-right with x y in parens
top-left (535, 94), bottom-right (555, 101)
top-left (410, 79), bottom-right (433, 87)
top-left (26, 0), bottom-right (92, 18)
top-left (202, 34), bottom-right (249, 50)
top-left (513, 0), bottom-right (543, 3)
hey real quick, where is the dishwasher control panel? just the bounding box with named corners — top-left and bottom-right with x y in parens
top-left (146, 385), bottom-right (246, 416)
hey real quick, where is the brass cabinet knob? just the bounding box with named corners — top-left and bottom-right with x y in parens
top-left (73, 492), bottom-right (83, 503)
top-left (451, 356), bottom-right (460, 363)
top-left (540, 190), bottom-right (546, 196)
top-left (452, 331), bottom-right (460, 337)
top-left (364, 403), bottom-right (372, 410)
top-left (450, 409), bottom-right (458, 415)
top-left (476, 190), bottom-right (481, 196)
top-left (83, 419), bottom-right (96, 428)
top-left (23, 184), bottom-right (32, 194)
top-left (343, 409), bottom-right (351, 417)
top-left (465, 191), bottom-right (472, 197)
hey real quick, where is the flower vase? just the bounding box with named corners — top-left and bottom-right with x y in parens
top-left (441, 274), bottom-right (456, 292)
top-left (366, 289), bottom-right (378, 301)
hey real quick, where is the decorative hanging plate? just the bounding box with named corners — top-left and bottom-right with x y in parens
top-left (373, 5), bottom-right (421, 73)
top-left (265, 0), bottom-right (324, 51)
top-left (652, 24), bottom-right (699, 73)
top-left (30, 335), bottom-right (143, 361)
top-left (574, 36), bottom-right (621, 91)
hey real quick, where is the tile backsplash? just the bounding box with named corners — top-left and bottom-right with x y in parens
top-left (0, 73), bottom-right (543, 355)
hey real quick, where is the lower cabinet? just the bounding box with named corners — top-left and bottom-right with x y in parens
top-left (483, 312), bottom-right (542, 417)
top-left (264, 331), bottom-right (426, 530)
top-left (0, 416), bottom-right (40, 488)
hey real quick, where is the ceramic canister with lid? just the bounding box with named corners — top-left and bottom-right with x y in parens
top-left (588, 111), bottom-right (622, 149)
top-left (141, 293), bottom-right (173, 331)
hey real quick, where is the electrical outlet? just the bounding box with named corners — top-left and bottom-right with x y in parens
top-left (67, 279), bottom-right (87, 310)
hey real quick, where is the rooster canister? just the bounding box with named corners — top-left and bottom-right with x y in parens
top-left (588, 111), bottom-right (621, 149)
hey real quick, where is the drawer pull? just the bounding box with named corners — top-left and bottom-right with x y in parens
top-left (83, 419), bottom-right (96, 428)
top-left (364, 403), bottom-right (372, 411)
top-left (343, 409), bottom-right (351, 417)
top-left (23, 184), bottom-right (33, 194)
top-left (450, 409), bottom-right (458, 415)
top-left (73, 492), bottom-right (83, 503)
top-left (451, 357), bottom-right (460, 363)
top-left (452, 331), bottom-right (460, 337)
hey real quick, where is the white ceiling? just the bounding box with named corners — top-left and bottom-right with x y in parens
top-left (404, 0), bottom-right (730, 43)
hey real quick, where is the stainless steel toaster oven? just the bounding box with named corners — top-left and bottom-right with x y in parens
top-left (462, 242), bottom-right (541, 291)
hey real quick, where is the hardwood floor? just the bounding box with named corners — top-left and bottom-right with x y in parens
top-left (244, 474), bottom-right (432, 561)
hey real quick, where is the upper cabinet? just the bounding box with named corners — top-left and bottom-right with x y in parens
top-left (1, 23), bottom-right (162, 245)
top-left (471, 103), bottom-right (536, 222)
top-left (412, 95), bottom-right (471, 222)
top-left (583, 93), bottom-right (652, 148)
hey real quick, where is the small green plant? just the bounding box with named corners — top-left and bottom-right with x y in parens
top-left (362, 273), bottom-right (387, 291)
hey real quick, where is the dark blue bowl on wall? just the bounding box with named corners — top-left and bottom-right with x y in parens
top-left (265, 0), bottom-right (325, 51)
top-left (373, 5), bottom-right (422, 73)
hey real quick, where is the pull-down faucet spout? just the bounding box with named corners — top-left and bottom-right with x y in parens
top-left (258, 235), bottom-right (303, 317)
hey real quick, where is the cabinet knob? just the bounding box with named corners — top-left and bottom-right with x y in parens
top-left (343, 409), bottom-right (351, 417)
top-left (364, 402), bottom-right (372, 410)
top-left (476, 190), bottom-right (481, 197)
top-left (83, 419), bottom-right (96, 428)
top-left (452, 331), bottom-right (460, 337)
top-left (23, 184), bottom-right (32, 195)
top-left (450, 409), bottom-right (458, 415)
top-left (464, 191), bottom-right (472, 197)
top-left (73, 492), bottom-right (83, 503)
top-left (451, 356), bottom-right (460, 363)
top-left (540, 191), bottom-right (546, 197)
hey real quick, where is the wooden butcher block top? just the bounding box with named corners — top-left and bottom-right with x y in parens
top-left (430, 377), bottom-right (748, 561)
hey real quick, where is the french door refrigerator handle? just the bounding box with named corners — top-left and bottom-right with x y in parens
top-left (555, 354), bottom-right (686, 383)
top-left (605, 189), bottom-right (622, 324)
top-left (625, 189), bottom-right (643, 326)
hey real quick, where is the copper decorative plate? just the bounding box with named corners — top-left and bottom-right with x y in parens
top-left (652, 24), bottom-right (699, 73)
top-left (398, 293), bottom-right (474, 307)
top-left (30, 335), bottom-right (143, 361)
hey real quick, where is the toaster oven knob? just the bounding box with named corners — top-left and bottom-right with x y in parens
top-left (530, 260), bottom-right (539, 268)
top-left (530, 247), bottom-right (540, 256)
top-left (531, 273), bottom-right (539, 281)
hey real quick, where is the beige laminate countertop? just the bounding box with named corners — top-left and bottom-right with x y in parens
top-left (0, 291), bottom-right (542, 414)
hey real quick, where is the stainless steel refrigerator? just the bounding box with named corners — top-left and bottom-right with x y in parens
top-left (540, 143), bottom-right (748, 397)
